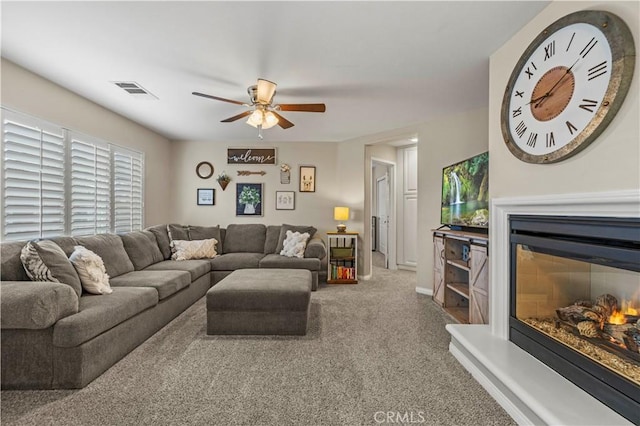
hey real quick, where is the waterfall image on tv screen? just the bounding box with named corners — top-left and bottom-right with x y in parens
top-left (441, 152), bottom-right (489, 228)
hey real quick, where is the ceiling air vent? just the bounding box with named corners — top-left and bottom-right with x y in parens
top-left (113, 81), bottom-right (158, 100)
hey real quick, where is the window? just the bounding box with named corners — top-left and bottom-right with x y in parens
top-left (1, 109), bottom-right (145, 241)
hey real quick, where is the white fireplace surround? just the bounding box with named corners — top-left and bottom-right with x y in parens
top-left (446, 189), bottom-right (639, 426)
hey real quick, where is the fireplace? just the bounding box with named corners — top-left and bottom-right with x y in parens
top-left (509, 215), bottom-right (640, 424)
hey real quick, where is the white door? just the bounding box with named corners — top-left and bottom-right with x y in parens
top-left (376, 175), bottom-right (389, 263)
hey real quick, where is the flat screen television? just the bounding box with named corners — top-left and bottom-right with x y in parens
top-left (440, 152), bottom-right (489, 229)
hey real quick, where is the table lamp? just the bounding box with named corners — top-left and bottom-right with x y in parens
top-left (334, 207), bottom-right (350, 233)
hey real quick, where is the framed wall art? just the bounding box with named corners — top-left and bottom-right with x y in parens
top-left (299, 166), bottom-right (316, 192)
top-left (227, 148), bottom-right (276, 165)
top-left (197, 188), bottom-right (215, 206)
top-left (236, 183), bottom-right (263, 216)
top-left (276, 191), bottom-right (295, 210)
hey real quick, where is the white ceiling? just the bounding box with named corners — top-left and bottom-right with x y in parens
top-left (1, 1), bottom-right (549, 143)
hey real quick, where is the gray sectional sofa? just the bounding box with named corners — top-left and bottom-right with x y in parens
top-left (0, 223), bottom-right (325, 389)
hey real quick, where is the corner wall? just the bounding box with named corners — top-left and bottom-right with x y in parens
top-left (0, 59), bottom-right (175, 227)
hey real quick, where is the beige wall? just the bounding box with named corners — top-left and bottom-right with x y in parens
top-left (489, 1), bottom-right (640, 199)
top-left (0, 59), bottom-right (175, 227)
top-left (416, 108), bottom-right (489, 292)
top-left (169, 140), bottom-right (339, 235)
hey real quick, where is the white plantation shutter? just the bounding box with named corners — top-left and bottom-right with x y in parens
top-left (1, 109), bottom-right (145, 240)
top-left (70, 137), bottom-right (111, 236)
top-left (113, 148), bottom-right (143, 233)
top-left (2, 115), bottom-right (66, 240)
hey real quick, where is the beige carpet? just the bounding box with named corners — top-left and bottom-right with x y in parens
top-left (1, 267), bottom-right (515, 425)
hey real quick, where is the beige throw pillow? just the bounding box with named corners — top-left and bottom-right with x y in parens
top-left (69, 246), bottom-right (113, 295)
top-left (171, 238), bottom-right (218, 261)
top-left (279, 231), bottom-right (310, 258)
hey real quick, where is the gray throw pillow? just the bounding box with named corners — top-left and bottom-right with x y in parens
top-left (20, 240), bottom-right (83, 298)
top-left (275, 224), bottom-right (317, 254)
top-left (146, 224), bottom-right (172, 260)
top-left (167, 224), bottom-right (189, 241)
top-left (188, 225), bottom-right (223, 253)
top-left (120, 230), bottom-right (164, 270)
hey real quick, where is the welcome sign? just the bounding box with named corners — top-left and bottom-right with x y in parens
top-left (227, 148), bottom-right (276, 165)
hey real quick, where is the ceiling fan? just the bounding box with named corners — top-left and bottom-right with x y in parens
top-left (193, 79), bottom-right (326, 139)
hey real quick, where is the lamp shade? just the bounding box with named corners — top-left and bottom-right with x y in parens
top-left (334, 207), bottom-right (350, 221)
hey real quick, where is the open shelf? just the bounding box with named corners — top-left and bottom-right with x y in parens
top-left (447, 258), bottom-right (470, 271)
top-left (444, 307), bottom-right (470, 324)
top-left (447, 282), bottom-right (470, 299)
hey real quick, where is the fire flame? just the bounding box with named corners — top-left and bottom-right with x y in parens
top-left (607, 299), bottom-right (638, 324)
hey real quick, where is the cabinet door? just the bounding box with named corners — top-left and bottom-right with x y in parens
top-left (469, 244), bottom-right (489, 324)
top-left (433, 235), bottom-right (445, 305)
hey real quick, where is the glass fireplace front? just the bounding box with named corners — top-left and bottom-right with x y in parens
top-left (509, 215), bottom-right (640, 424)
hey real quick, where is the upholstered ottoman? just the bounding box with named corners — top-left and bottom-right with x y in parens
top-left (206, 269), bottom-right (311, 335)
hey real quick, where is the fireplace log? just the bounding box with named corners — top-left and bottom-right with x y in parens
top-left (624, 328), bottom-right (640, 354)
top-left (556, 305), bottom-right (604, 327)
top-left (595, 294), bottom-right (618, 318)
top-left (577, 321), bottom-right (599, 338)
top-left (603, 323), bottom-right (633, 345)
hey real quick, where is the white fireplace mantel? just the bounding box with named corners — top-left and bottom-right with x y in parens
top-left (447, 189), bottom-right (639, 426)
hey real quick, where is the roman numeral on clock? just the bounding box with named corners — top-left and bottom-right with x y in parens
top-left (544, 40), bottom-right (555, 60)
top-left (525, 62), bottom-right (537, 79)
top-left (579, 98), bottom-right (598, 113)
top-left (587, 61), bottom-right (608, 81)
top-left (580, 37), bottom-right (598, 58)
top-left (566, 32), bottom-right (576, 52)
top-left (527, 132), bottom-right (538, 148)
top-left (566, 120), bottom-right (578, 135)
top-left (515, 121), bottom-right (527, 138)
top-left (515, 90), bottom-right (524, 98)
top-left (512, 107), bottom-right (522, 118)
top-left (546, 132), bottom-right (555, 148)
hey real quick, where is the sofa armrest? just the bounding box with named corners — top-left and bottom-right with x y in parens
top-left (1, 281), bottom-right (78, 330)
top-left (304, 236), bottom-right (326, 259)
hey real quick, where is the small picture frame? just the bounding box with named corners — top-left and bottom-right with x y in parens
top-left (197, 188), bottom-right (215, 205)
top-left (299, 166), bottom-right (316, 192)
top-left (276, 191), bottom-right (295, 210)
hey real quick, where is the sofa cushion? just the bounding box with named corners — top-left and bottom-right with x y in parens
top-left (167, 224), bottom-right (189, 241)
top-left (223, 224), bottom-right (266, 254)
top-left (171, 238), bottom-right (218, 261)
top-left (304, 236), bottom-right (327, 259)
top-left (109, 270), bottom-right (191, 300)
top-left (1, 281), bottom-right (78, 329)
top-left (188, 225), bottom-right (223, 253)
top-left (53, 287), bottom-right (158, 348)
top-left (1, 240), bottom-right (30, 282)
top-left (259, 254), bottom-right (321, 271)
top-left (69, 246), bottom-right (113, 295)
top-left (210, 253), bottom-right (265, 271)
top-left (146, 224), bottom-right (172, 260)
top-left (275, 224), bottom-right (317, 254)
top-left (48, 236), bottom-right (79, 257)
top-left (264, 225), bottom-right (281, 254)
top-left (120, 230), bottom-right (164, 270)
top-left (20, 240), bottom-right (83, 298)
top-left (144, 259), bottom-right (210, 281)
top-left (75, 234), bottom-right (134, 278)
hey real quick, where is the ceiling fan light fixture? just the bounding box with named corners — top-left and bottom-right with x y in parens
top-left (246, 109), bottom-right (264, 128)
top-left (262, 111), bottom-right (279, 129)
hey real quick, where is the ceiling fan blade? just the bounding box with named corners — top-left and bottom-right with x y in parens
top-left (272, 111), bottom-right (295, 129)
top-left (221, 111), bottom-right (252, 123)
top-left (257, 79), bottom-right (277, 104)
top-left (192, 91), bottom-right (246, 106)
top-left (278, 103), bottom-right (326, 113)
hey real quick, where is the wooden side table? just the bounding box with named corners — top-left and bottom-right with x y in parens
top-left (327, 232), bottom-right (358, 284)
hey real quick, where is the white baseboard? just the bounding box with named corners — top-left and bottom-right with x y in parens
top-left (415, 286), bottom-right (432, 295)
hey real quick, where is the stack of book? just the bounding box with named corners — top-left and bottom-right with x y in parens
top-left (331, 265), bottom-right (356, 280)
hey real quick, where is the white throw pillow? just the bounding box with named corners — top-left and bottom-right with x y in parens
top-left (171, 238), bottom-right (218, 261)
top-left (69, 246), bottom-right (113, 295)
top-left (279, 231), bottom-right (310, 258)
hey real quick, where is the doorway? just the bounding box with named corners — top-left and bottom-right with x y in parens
top-left (372, 159), bottom-right (395, 270)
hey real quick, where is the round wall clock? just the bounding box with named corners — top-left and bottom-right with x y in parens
top-left (501, 10), bottom-right (635, 164)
